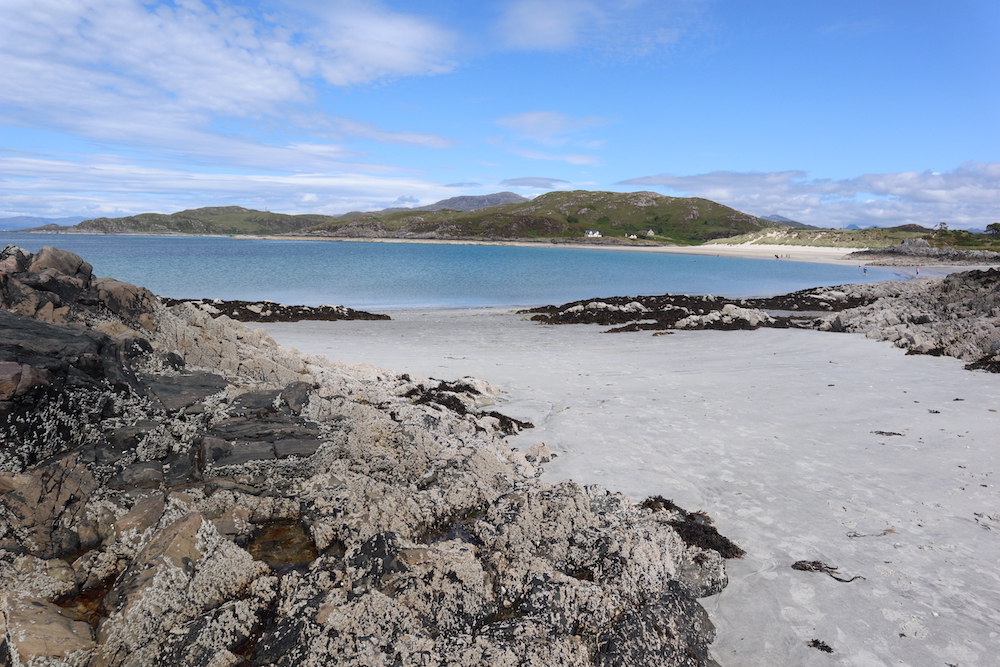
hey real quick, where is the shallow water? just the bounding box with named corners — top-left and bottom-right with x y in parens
top-left (0, 233), bottom-right (903, 309)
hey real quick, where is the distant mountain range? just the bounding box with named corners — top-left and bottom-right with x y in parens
top-left (11, 191), bottom-right (806, 245)
top-left (412, 191), bottom-right (529, 212)
top-left (760, 214), bottom-right (818, 230)
top-left (845, 223), bottom-right (934, 233)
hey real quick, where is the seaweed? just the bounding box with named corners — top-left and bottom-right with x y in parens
top-left (640, 495), bottom-right (745, 559)
top-left (807, 639), bottom-right (834, 653)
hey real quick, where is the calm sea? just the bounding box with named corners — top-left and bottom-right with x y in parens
top-left (1, 233), bottom-right (903, 310)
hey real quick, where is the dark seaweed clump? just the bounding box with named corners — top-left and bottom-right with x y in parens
top-left (640, 495), bottom-right (745, 559)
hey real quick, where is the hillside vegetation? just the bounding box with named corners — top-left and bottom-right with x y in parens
top-left (304, 190), bottom-right (776, 244)
top-left (710, 226), bottom-right (930, 248)
top-left (75, 206), bottom-right (333, 235)
top-left (49, 191), bottom-right (999, 250)
top-left (712, 225), bottom-right (1000, 250)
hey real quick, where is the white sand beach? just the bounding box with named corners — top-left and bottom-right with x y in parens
top-left (258, 308), bottom-right (1000, 667)
top-left (247, 234), bottom-right (868, 265)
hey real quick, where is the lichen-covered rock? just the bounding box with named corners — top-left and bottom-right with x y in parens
top-left (0, 454), bottom-right (98, 558)
top-left (522, 267), bottom-right (1000, 371)
top-left (810, 268), bottom-right (1000, 369)
top-left (0, 596), bottom-right (96, 667)
top-left (1, 245), bottom-right (733, 666)
top-left (675, 303), bottom-right (774, 329)
top-left (89, 278), bottom-right (158, 331)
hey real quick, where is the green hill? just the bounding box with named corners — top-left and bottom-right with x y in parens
top-left (75, 206), bottom-right (332, 235)
top-left (302, 190), bottom-right (777, 244)
top-left (59, 191), bottom-right (808, 245)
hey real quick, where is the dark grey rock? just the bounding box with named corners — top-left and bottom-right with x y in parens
top-left (108, 461), bottom-right (164, 490)
top-left (273, 438), bottom-right (323, 459)
top-left (211, 441), bottom-right (277, 467)
top-left (597, 582), bottom-right (720, 667)
top-left (140, 371), bottom-right (228, 411)
top-left (280, 381), bottom-right (314, 414)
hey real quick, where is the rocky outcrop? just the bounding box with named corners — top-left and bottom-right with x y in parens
top-left (160, 297), bottom-right (390, 323)
top-left (809, 268), bottom-right (1000, 371)
top-left (849, 237), bottom-right (1000, 266)
top-left (524, 268), bottom-right (1000, 372)
top-left (1, 245), bottom-right (733, 666)
top-left (1, 244), bottom-right (159, 330)
top-left (522, 289), bottom-right (866, 332)
top-left (675, 303), bottom-right (775, 329)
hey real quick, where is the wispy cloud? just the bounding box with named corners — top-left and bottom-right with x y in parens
top-left (500, 176), bottom-right (571, 189)
top-left (492, 111), bottom-right (608, 164)
top-left (496, 0), bottom-right (592, 50)
top-left (0, 0), bottom-right (456, 163)
top-left (0, 154), bottom-right (458, 217)
top-left (494, 0), bottom-right (706, 55)
top-left (821, 19), bottom-right (883, 38)
top-left (305, 2), bottom-right (458, 85)
top-left (495, 111), bottom-right (610, 146)
top-left (508, 148), bottom-right (601, 165)
top-left (324, 118), bottom-right (455, 149)
top-left (621, 162), bottom-right (1000, 229)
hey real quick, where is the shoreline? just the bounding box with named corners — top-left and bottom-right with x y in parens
top-left (12, 229), bottom-right (998, 273)
top-left (0, 229), bottom-right (892, 267)
top-left (244, 235), bottom-right (868, 266)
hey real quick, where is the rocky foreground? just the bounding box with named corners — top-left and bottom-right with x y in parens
top-left (0, 245), bottom-right (738, 666)
top-left (523, 267), bottom-right (1000, 373)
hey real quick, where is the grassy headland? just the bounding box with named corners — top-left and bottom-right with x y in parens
top-left (23, 190), bottom-right (1000, 251)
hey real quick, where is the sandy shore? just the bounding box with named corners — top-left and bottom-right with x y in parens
top-left (242, 234), bottom-right (999, 277)
top-left (241, 233), bottom-right (867, 265)
top-left (257, 309), bottom-right (1000, 667)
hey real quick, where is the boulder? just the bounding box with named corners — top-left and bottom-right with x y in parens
top-left (0, 455), bottom-right (98, 559)
top-left (89, 277), bottom-right (158, 331)
top-left (27, 245), bottom-right (93, 282)
top-left (1, 596), bottom-right (96, 666)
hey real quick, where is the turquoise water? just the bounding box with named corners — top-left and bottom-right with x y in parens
top-left (1, 233), bottom-right (903, 310)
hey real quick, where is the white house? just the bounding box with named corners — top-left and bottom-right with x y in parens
top-left (585, 230), bottom-right (602, 238)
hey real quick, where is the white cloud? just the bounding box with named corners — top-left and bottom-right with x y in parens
top-left (621, 162), bottom-right (1000, 229)
top-left (0, 154), bottom-right (458, 217)
top-left (500, 177), bottom-right (571, 189)
top-left (0, 0), bottom-right (456, 166)
top-left (309, 3), bottom-right (457, 85)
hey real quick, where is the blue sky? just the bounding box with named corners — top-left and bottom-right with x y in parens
top-left (1, 0), bottom-right (998, 228)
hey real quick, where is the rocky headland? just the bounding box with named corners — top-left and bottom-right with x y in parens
top-left (848, 237), bottom-right (1000, 266)
top-left (0, 245), bottom-right (736, 667)
top-left (522, 267), bottom-right (1000, 373)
